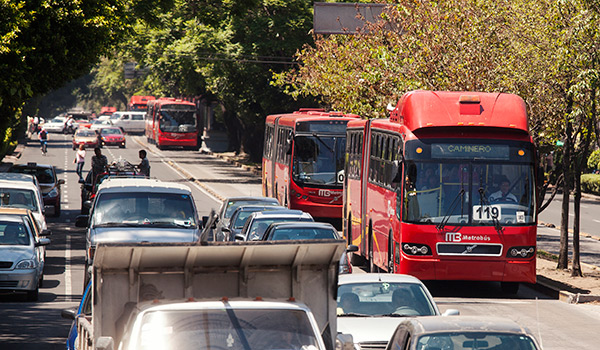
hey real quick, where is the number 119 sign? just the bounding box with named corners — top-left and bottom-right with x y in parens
top-left (473, 204), bottom-right (502, 221)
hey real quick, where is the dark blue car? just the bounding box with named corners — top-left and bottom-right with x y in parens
top-left (61, 281), bottom-right (91, 349)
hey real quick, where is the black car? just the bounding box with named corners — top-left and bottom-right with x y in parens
top-left (79, 160), bottom-right (143, 214)
top-left (9, 163), bottom-right (64, 217)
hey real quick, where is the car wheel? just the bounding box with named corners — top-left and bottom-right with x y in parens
top-left (39, 274), bottom-right (44, 288)
top-left (26, 288), bottom-right (39, 302)
top-left (501, 282), bottom-right (519, 294)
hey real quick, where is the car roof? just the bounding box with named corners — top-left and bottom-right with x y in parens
top-left (268, 221), bottom-right (336, 230)
top-left (0, 208), bottom-right (32, 215)
top-left (249, 210), bottom-right (312, 219)
top-left (224, 196), bottom-right (280, 204)
top-left (338, 273), bottom-right (426, 285)
top-left (0, 173), bottom-right (37, 182)
top-left (400, 316), bottom-right (535, 335)
top-left (97, 178), bottom-right (192, 193)
top-left (232, 205), bottom-right (286, 213)
top-left (0, 178), bottom-right (39, 190)
top-left (0, 214), bottom-right (25, 223)
top-left (11, 162), bottom-right (53, 170)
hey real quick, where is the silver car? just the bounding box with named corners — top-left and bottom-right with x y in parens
top-left (337, 274), bottom-right (459, 350)
top-left (0, 214), bottom-right (50, 301)
top-left (386, 316), bottom-right (541, 350)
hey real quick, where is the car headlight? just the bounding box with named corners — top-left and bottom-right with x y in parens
top-left (47, 187), bottom-right (59, 198)
top-left (16, 259), bottom-right (37, 269)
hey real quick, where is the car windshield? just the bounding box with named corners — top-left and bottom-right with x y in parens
top-left (402, 161), bottom-right (536, 226)
top-left (292, 135), bottom-right (346, 186)
top-left (0, 189), bottom-right (38, 212)
top-left (336, 282), bottom-right (437, 317)
top-left (246, 217), bottom-right (313, 241)
top-left (268, 227), bottom-right (338, 241)
top-left (0, 221), bottom-right (30, 245)
top-left (50, 118), bottom-right (64, 123)
top-left (159, 105), bottom-right (197, 133)
top-left (76, 130), bottom-right (97, 137)
top-left (101, 128), bottom-right (122, 135)
top-left (133, 309), bottom-right (320, 350)
top-left (92, 192), bottom-right (196, 228)
top-left (9, 167), bottom-right (55, 184)
top-left (416, 332), bottom-right (538, 350)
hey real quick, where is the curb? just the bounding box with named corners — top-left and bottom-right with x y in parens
top-left (535, 275), bottom-right (600, 304)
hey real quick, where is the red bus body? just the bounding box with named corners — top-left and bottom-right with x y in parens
top-left (99, 106), bottom-right (116, 116)
top-left (262, 109), bottom-right (360, 226)
top-left (129, 95), bottom-right (155, 111)
top-left (344, 91), bottom-right (537, 285)
top-left (145, 98), bottom-right (201, 150)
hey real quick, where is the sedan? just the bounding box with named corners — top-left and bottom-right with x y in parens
top-left (0, 214), bottom-right (50, 301)
top-left (337, 274), bottom-right (459, 350)
top-left (261, 221), bottom-right (340, 241)
top-left (42, 116), bottom-right (67, 133)
top-left (386, 316), bottom-right (541, 350)
top-left (89, 119), bottom-right (113, 130)
top-left (236, 209), bottom-right (314, 241)
top-left (98, 127), bottom-right (126, 148)
top-left (222, 204), bottom-right (286, 241)
top-left (72, 128), bottom-right (99, 150)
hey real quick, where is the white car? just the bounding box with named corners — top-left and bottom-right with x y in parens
top-left (337, 274), bottom-right (459, 350)
top-left (42, 116), bottom-right (66, 133)
top-left (0, 173), bottom-right (48, 230)
top-left (89, 119), bottom-right (114, 131)
top-left (0, 214), bottom-right (50, 301)
top-left (110, 111), bottom-right (146, 133)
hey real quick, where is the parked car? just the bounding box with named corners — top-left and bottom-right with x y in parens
top-left (337, 273), bottom-right (460, 350)
top-left (236, 209), bottom-right (314, 241)
top-left (72, 128), bottom-right (99, 150)
top-left (0, 173), bottom-right (47, 230)
top-left (9, 162), bottom-right (64, 217)
top-left (385, 316), bottom-right (541, 350)
top-left (222, 204), bottom-right (286, 241)
top-left (261, 221), bottom-right (341, 241)
top-left (110, 111), bottom-right (146, 134)
top-left (61, 280), bottom-right (91, 350)
top-left (0, 213), bottom-right (51, 301)
top-left (79, 159), bottom-right (143, 214)
top-left (76, 177), bottom-right (201, 287)
top-left (42, 116), bottom-right (67, 133)
top-left (201, 196), bottom-right (280, 241)
top-left (98, 127), bottom-right (126, 148)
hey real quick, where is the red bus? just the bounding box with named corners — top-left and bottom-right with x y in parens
top-left (263, 109), bottom-right (360, 227)
top-left (129, 95), bottom-right (155, 111)
top-left (344, 91), bottom-right (538, 293)
top-left (145, 97), bottom-right (201, 150)
top-left (99, 106), bottom-right (116, 116)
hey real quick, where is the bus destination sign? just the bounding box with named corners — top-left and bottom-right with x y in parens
top-left (431, 143), bottom-right (510, 160)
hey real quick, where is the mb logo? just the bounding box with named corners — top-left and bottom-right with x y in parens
top-left (319, 189), bottom-right (331, 197)
top-left (446, 232), bottom-right (462, 242)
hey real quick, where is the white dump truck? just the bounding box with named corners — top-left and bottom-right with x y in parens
top-left (74, 240), bottom-right (346, 350)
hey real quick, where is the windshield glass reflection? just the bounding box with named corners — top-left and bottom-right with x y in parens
top-left (292, 135), bottom-right (345, 186)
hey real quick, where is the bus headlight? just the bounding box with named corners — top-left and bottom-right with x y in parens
top-left (506, 246), bottom-right (535, 258)
top-left (402, 243), bottom-right (431, 256)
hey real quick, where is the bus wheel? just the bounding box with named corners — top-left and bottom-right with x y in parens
top-left (501, 282), bottom-right (519, 294)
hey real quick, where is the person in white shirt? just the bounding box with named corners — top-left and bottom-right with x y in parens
top-left (489, 177), bottom-right (517, 202)
top-left (75, 144), bottom-right (86, 180)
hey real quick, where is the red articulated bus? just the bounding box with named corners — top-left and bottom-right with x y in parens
top-left (145, 97), bottom-right (201, 150)
top-left (344, 91), bottom-right (538, 293)
top-left (129, 95), bottom-right (155, 111)
top-left (263, 109), bottom-right (361, 227)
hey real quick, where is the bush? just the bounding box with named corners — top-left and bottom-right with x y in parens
top-left (581, 174), bottom-right (600, 195)
top-left (588, 149), bottom-right (600, 171)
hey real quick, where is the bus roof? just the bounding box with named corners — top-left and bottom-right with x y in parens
top-left (129, 95), bottom-right (155, 105)
top-left (390, 91), bottom-right (529, 133)
top-left (266, 109), bottom-right (361, 126)
top-left (147, 97), bottom-right (195, 108)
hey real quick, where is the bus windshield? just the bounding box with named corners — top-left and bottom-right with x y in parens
top-left (159, 106), bottom-right (197, 133)
top-left (401, 161), bottom-right (536, 226)
top-left (292, 135), bottom-right (346, 186)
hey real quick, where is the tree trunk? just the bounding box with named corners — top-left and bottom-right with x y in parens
top-left (572, 173), bottom-right (582, 276)
top-left (557, 122), bottom-right (572, 270)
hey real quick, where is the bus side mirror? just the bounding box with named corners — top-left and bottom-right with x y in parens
top-left (286, 138), bottom-right (293, 155)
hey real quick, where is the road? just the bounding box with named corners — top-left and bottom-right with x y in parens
top-left (0, 133), bottom-right (599, 349)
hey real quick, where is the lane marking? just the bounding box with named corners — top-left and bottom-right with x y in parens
top-left (65, 234), bottom-right (72, 302)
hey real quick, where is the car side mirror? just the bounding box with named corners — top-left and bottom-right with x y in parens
top-left (58, 179), bottom-right (65, 185)
top-left (234, 233), bottom-right (246, 241)
top-left (75, 215), bottom-right (89, 228)
top-left (61, 307), bottom-right (77, 320)
top-left (442, 309), bottom-right (460, 316)
top-left (83, 200), bottom-right (92, 209)
top-left (336, 333), bottom-right (354, 350)
top-left (222, 227), bottom-right (231, 233)
top-left (36, 238), bottom-right (51, 246)
top-left (346, 244), bottom-right (358, 253)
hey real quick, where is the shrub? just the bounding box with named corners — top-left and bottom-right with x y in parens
top-left (588, 149), bottom-right (600, 171)
top-left (581, 174), bottom-right (600, 195)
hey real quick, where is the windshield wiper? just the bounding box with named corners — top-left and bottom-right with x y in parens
top-left (478, 188), bottom-right (503, 233)
top-left (95, 222), bottom-right (144, 227)
top-left (149, 220), bottom-right (196, 228)
top-left (311, 132), bottom-right (334, 153)
top-left (436, 189), bottom-right (465, 231)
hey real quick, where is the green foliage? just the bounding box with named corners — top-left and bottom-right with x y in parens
top-left (588, 149), bottom-right (600, 171)
top-left (581, 174), bottom-right (600, 195)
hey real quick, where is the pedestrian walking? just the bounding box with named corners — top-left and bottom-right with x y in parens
top-left (74, 144), bottom-right (86, 181)
top-left (136, 150), bottom-right (150, 177)
top-left (91, 147), bottom-right (108, 186)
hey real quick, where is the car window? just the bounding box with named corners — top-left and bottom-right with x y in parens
top-left (0, 221), bottom-right (30, 245)
top-left (9, 167), bottom-right (55, 184)
top-left (132, 114), bottom-right (144, 120)
top-left (76, 130), bottom-right (97, 137)
top-left (225, 200), bottom-right (279, 218)
top-left (336, 282), bottom-right (437, 317)
top-left (0, 189), bottom-right (39, 211)
top-left (101, 128), bottom-right (122, 135)
top-left (247, 217), bottom-right (312, 241)
top-left (270, 227), bottom-right (337, 241)
top-left (416, 332), bottom-right (538, 350)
